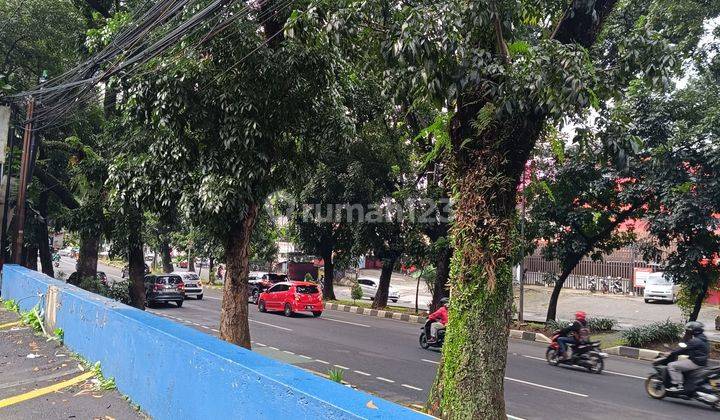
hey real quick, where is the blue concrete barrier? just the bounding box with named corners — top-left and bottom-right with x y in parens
top-left (1, 265), bottom-right (427, 419)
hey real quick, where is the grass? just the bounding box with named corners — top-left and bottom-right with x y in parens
top-left (2, 299), bottom-right (20, 313)
top-left (326, 299), bottom-right (427, 315)
top-left (328, 368), bottom-right (344, 383)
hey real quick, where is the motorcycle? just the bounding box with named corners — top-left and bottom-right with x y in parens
top-left (645, 346), bottom-right (720, 410)
top-left (610, 278), bottom-right (624, 294)
top-left (546, 332), bottom-right (606, 373)
top-left (600, 279), bottom-right (609, 294)
top-left (419, 319), bottom-right (445, 350)
top-left (588, 278), bottom-right (597, 293)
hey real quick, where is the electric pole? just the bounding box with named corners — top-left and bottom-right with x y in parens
top-left (13, 98), bottom-right (34, 264)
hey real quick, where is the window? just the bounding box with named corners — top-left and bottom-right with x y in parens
top-left (359, 279), bottom-right (375, 287)
top-left (295, 285), bottom-right (319, 294)
top-left (157, 276), bottom-right (183, 285)
top-left (268, 284), bottom-right (289, 293)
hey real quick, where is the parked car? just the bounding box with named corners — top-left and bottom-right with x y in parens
top-left (644, 272), bottom-right (678, 303)
top-left (144, 274), bottom-right (185, 307)
top-left (258, 281), bottom-right (323, 317)
top-left (178, 260), bottom-right (189, 269)
top-left (249, 273), bottom-right (287, 304)
top-left (122, 263), bottom-right (150, 278)
top-left (172, 271), bottom-right (203, 300)
top-left (357, 277), bottom-right (400, 303)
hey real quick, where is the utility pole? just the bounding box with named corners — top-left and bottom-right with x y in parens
top-left (518, 165), bottom-right (527, 323)
top-left (13, 98), bottom-right (34, 264)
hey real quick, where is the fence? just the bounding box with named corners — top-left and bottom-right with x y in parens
top-left (523, 271), bottom-right (644, 295)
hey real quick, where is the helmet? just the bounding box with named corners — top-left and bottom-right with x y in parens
top-left (439, 297), bottom-right (449, 306)
top-left (684, 321), bottom-right (704, 336)
top-left (575, 311), bottom-right (586, 321)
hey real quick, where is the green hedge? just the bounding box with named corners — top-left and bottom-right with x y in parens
top-left (621, 320), bottom-right (684, 348)
top-left (547, 317), bottom-right (617, 333)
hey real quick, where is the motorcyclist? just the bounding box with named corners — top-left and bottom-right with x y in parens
top-left (666, 321), bottom-right (709, 392)
top-left (426, 297), bottom-right (449, 344)
top-left (557, 311), bottom-right (590, 360)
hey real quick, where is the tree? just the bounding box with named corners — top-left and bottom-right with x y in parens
top-left (328, 0), bottom-right (718, 416)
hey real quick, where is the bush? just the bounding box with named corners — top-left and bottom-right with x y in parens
top-left (546, 317), bottom-right (616, 333)
top-left (621, 320), bottom-right (684, 348)
top-left (351, 282), bottom-right (363, 302)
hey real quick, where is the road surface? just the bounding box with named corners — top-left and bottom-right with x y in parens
top-left (57, 258), bottom-right (720, 419)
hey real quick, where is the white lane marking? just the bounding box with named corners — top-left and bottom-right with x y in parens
top-left (520, 354), bottom-right (645, 380)
top-left (376, 377), bottom-right (395, 383)
top-left (507, 415), bottom-right (527, 420)
top-left (606, 370), bottom-right (645, 380)
top-left (411, 404), bottom-right (424, 410)
top-left (401, 384), bottom-right (423, 391)
top-left (504, 377), bottom-right (588, 397)
top-left (283, 350), bottom-right (295, 355)
top-left (421, 359), bottom-right (439, 365)
top-left (321, 317), bottom-right (370, 328)
top-left (333, 364), bottom-right (349, 370)
top-left (211, 328), bottom-right (219, 332)
top-left (249, 319), bottom-right (292, 331)
top-left (353, 370), bottom-right (371, 376)
top-left (298, 355), bottom-right (312, 360)
top-left (201, 325), bottom-right (211, 330)
top-left (269, 346), bottom-right (279, 351)
top-left (254, 342), bottom-right (267, 347)
top-left (315, 359), bottom-right (330, 365)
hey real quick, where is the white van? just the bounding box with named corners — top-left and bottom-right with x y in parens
top-left (643, 272), bottom-right (678, 303)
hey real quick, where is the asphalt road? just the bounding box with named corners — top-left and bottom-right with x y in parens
top-left (58, 258), bottom-right (720, 419)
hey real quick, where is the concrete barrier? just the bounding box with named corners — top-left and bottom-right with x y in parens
top-left (1, 265), bottom-right (427, 419)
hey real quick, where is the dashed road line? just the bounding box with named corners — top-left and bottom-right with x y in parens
top-left (249, 319), bottom-right (292, 331)
top-left (333, 364), bottom-right (349, 370)
top-left (254, 342), bottom-right (267, 347)
top-left (201, 325), bottom-right (211, 330)
top-left (606, 370), bottom-right (645, 380)
top-left (283, 350), bottom-right (295, 355)
top-left (321, 317), bottom-right (371, 328)
top-left (507, 415), bottom-right (528, 420)
top-left (401, 384), bottom-right (423, 391)
top-left (298, 354), bottom-right (312, 359)
top-left (376, 377), bottom-right (395, 383)
top-left (211, 328), bottom-right (219, 332)
top-left (315, 359), bottom-right (330, 365)
top-left (521, 355), bottom-right (546, 362)
top-left (504, 377), bottom-right (588, 397)
top-left (269, 346), bottom-right (279, 351)
top-left (353, 370), bottom-right (371, 376)
top-left (421, 358), bottom-right (439, 365)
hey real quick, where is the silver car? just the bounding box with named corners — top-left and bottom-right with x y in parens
top-left (172, 272), bottom-right (204, 300)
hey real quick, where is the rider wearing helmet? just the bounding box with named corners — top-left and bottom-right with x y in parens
top-left (557, 311), bottom-right (590, 360)
top-left (666, 321), bottom-right (709, 392)
top-left (426, 297), bottom-right (449, 344)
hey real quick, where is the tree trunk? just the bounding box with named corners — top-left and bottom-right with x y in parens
top-left (25, 243), bottom-right (38, 270)
top-left (430, 245), bottom-right (452, 312)
top-left (689, 273), bottom-right (711, 322)
top-left (321, 246), bottom-right (336, 300)
top-left (219, 203), bottom-right (259, 349)
top-left (76, 232), bottom-right (99, 280)
top-left (160, 240), bottom-right (173, 273)
top-left (372, 256), bottom-right (396, 309)
top-left (188, 246), bottom-right (195, 272)
top-left (38, 190), bottom-right (54, 277)
top-left (127, 205), bottom-right (145, 310)
top-left (209, 256), bottom-right (215, 284)
top-left (545, 257), bottom-right (581, 322)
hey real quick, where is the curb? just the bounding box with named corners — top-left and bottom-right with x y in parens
top-left (604, 346), bottom-right (661, 361)
top-left (323, 303), bottom-right (427, 324)
top-left (509, 329), bottom-right (552, 344)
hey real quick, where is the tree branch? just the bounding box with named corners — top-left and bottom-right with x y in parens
top-left (84, 0), bottom-right (112, 19)
top-left (491, 1), bottom-right (510, 64)
top-left (34, 167), bottom-right (79, 210)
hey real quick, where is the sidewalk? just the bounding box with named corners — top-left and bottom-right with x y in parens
top-left (0, 307), bottom-right (145, 419)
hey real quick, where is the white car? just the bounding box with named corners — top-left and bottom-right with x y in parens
top-left (357, 277), bottom-right (400, 303)
top-left (643, 272), bottom-right (678, 303)
top-left (58, 247), bottom-right (73, 257)
top-left (172, 272), bottom-right (204, 300)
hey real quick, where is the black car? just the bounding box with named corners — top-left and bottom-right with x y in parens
top-left (144, 274), bottom-right (185, 307)
top-left (249, 273), bottom-right (288, 304)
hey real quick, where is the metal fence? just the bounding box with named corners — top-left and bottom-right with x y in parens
top-left (523, 271), bottom-right (644, 295)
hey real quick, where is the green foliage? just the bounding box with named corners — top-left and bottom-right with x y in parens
top-left (2, 299), bottom-right (20, 313)
top-left (79, 276), bottom-right (130, 305)
top-left (350, 282), bottom-right (363, 302)
top-left (53, 328), bottom-right (65, 344)
top-left (21, 306), bottom-right (42, 333)
top-left (547, 317), bottom-right (616, 333)
top-left (328, 368), bottom-right (344, 383)
top-left (90, 362), bottom-right (117, 390)
top-left (621, 320), bottom-right (684, 348)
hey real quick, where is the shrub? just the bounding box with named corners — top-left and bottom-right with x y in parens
top-left (546, 320), bottom-right (571, 332)
top-left (350, 282), bottom-right (363, 303)
top-left (328, 368), bottom-right (344, 383)
top-left (21, 305), bottom-right (43, 333)
top-left (546, 317), bottom-right (617, 333)
top-left (621, 320), bottom-right (684, 348)
top-left (2, 299), bottom-right (20, 313)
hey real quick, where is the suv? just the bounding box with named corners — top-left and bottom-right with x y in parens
top-left (249, 273), bottom-right (287, 304)
top-left (172, 272), bottom-right (203, 300)
top-left (144, 274), bottom-right (185, 307)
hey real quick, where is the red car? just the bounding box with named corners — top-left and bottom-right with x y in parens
top-left (258, 281), bottom-right (323, 317)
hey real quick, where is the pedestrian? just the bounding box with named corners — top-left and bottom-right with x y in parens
top-left (217, 264), bottom-right (225, 282)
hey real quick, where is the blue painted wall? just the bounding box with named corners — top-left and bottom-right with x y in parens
top-left (1, 265), bottom-right (428, 420)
